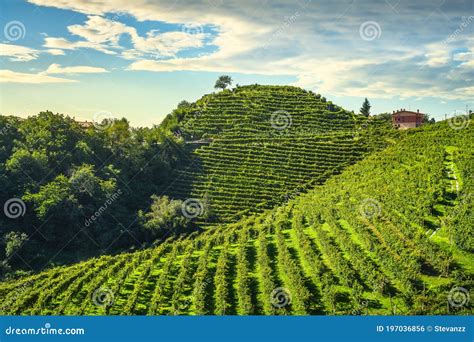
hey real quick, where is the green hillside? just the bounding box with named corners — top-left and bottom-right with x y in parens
top-left (160, 85), bottom-right (390, 224)
top-left (1, 120), bottom-right (471, 315)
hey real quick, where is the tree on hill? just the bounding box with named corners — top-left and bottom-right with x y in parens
top-left (360, 98), bottom-right (371, 116)
top-left (177, 100), bottom-right (191, 109)
top-left (214, 75), bottom-right (232, 90)
top-left (372, 112), bottom-right (392, 122)
top-left (139, 195), bottom-right (192, 238)
top-left (423, 114), bottom-right (436, 124)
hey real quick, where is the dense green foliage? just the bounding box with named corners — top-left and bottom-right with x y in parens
top-left (0, 86), bottom-right (384, 277)
top-left (360, 98), bottom-right (371, 117)
top-left (1, 86), bottom-right (384, 277)
top-left (214, 75), bottom-right (233, 90)
top-left (0, 112), bottom-right (188, 277)
top-left (1, 120), bottom-right (471, 315)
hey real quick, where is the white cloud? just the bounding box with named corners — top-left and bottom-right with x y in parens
top-left (25, 0), bottom-right (474, 102)
top-left (424, 42), bottom-right (451, 67)
top-left (46, 49), bottom-right (66, 55)
top-left (44, 63), bottom-right (108, 74)
top-left (453, 50), bottom-right (474, 69)
top-left (0, 43), bottom-right (40, 62)
top-left (0, 69), bottom-right (76, 84)
top-left (44, 37), bottom-right (116, 54)
top-left (131, 30), bottom-right (206, 57)
top-left (0, 63), bottom-right (108, 84)
top-left (0, 43), bottom-right (73, 61)
top-left (43, 15), bottom-right (209, 58)
top-left (67, 15), bottom-right (133, 46)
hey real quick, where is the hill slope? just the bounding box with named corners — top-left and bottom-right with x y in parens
top-left (1, 120), bottom-right (472, 315)
top-left (160, 85), bottom-right (389, 224)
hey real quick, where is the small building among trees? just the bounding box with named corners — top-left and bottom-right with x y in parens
top-left (392, 109), bottom-right (425, 129)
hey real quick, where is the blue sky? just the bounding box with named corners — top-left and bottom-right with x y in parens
top-left (0, 0), bottom-right (473, 127)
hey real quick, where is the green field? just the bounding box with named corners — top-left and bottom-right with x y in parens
top-left (1, 103), bottom-right (472, 315)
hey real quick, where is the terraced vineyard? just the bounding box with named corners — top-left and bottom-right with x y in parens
top-left (180, 85), bottom-right (354, 137)
top-left (162, 85), bottom-right (389, 223)
top-left (2, 120), bottom-right (472, 315)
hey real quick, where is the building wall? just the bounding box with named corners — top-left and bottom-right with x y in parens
top-left (396, 121), bottom-right (418, 129)
top-left (392, 111), bottom-right (424, 129)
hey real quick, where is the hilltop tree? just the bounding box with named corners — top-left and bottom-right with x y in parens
top-left (360, 98), bottom-right (371, 117)
top-left (177, 100), bottom-right (191, 109)
top-left (214, 75), bottom-right (232, 90)
top-left (423, 114), bottom-right (436, 124)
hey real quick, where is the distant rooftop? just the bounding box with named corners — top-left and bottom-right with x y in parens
top-left (392, 109), bottom-right (425, 115)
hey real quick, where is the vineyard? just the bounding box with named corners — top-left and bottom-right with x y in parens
top-left (1, 119), bottom-right (472, 315)
top-left (161, 85), bottom-right (391, 223)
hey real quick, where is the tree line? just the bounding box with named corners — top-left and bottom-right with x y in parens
top-left (0, 111), bottom-right (202, 279)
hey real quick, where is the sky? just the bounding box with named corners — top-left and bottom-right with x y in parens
top-left (0, 0), bottom-right (473, 127)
